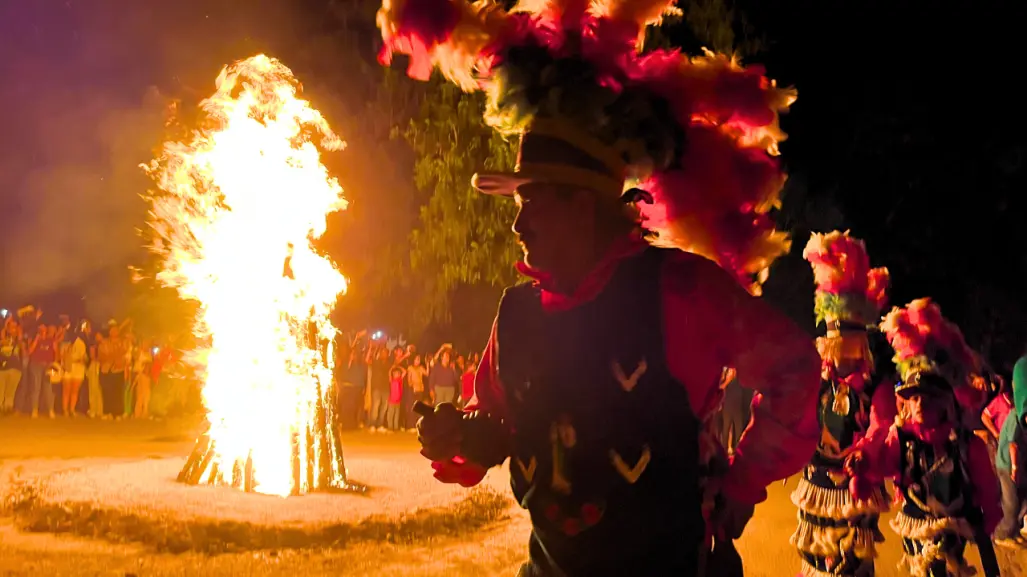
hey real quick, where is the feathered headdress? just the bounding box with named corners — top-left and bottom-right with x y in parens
top-left (377, 0), bottom-right (796, 293)
top-left (880, 298), bottom-right (979, 400)
top-left (804, 231), bottom-right (889, 369)
top-left (803, 231), bottom-right (890, 328)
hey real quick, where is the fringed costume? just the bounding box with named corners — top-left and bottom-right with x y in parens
top-left (850, 299), bottom-right (1001, 577)
top-left (792, 231), bottom-right (893, 577)
top-left (378, 1), bottom-right (823, 575)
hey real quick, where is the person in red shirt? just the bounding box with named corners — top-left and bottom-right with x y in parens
top-left (459, 360), bottom-right (476, 409)
top-left (378, 2), bottom-right (820, 575)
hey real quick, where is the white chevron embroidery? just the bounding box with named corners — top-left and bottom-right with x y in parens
top-left (515, 457), bottom-right (537, 483)
top-left (612, 358), bottom-right (648, 392)
top-left (610, 445), bottom-right (651, 484)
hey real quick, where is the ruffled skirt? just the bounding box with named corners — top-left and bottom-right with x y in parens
top-left (891, 511), bottom-right (976, 577)
top-left (791, 465), bottom-right (889, 576)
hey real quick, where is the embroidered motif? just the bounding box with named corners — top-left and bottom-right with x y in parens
top-left (515, 456), bottom-right (537, 483)
top-left (542, 501), bottom-right (605, 536)
top-left (550, 414), bottom-right (576, 494)
top-left (612, 358), bottom-right (647, 392)
top-left (610, 445), bottom-right (651, 484)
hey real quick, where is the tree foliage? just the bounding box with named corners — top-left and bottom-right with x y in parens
top-left (403, 81), bottom-right (519, 327)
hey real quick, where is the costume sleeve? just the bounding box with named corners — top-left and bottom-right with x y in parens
top-left (867, 423), bottom-right (902, 482)
top-left (864, 383), bottom-right (897, 445)
top-left (663, 254), bottom-right (821, 505)
top-left (849, 423), bottom-right (901, 501)
top-left (462, 320), bottom-right (507, 418)
top-left (430, 320), bottom-right (507, 487)
top-left (967, 434), bottom-right (1001, 534)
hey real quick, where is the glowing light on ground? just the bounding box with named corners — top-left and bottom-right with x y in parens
top-left (143, 55), bottom-right (349, 496)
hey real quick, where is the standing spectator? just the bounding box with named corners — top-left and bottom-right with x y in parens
top-left (994, 356), bottom-right (1027, 547)
top-left (335, 347), bottom-right (364, 430)
top-left (60, 324), bottom-right (88, 417)
top-left (26, 324), bottom-right (57, 418)
top-left (405, 354), bottom-right (429, 429)
top-left (133, 340), bottom-right (154, 419)
top-left (429, 347), bottom-right (458, 404)
top-left (343, 345), bottom-right (367, 428)
top-left (122, 326), bottom-right (137, 417)
top-left (386, 364), bottom-right (404, 431)
top-left (148, 340), bottom-right (173, 417)
top-left (366, 345), bottom-right (391, 431)
top-left (86, 328), bottom-right (103, 417)
top-left (0, 317), bottom-right (23, 413)
top-left (98, 323), bottom-right (128, 419)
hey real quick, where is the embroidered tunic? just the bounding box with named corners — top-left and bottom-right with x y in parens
top-left (891, 428), bottom-right (978, 577)
top-left (498, 248), bottom-right (703, 576)
top-left (853, 423), bottom-right (1001, 577)
top-left (791, 377), bottom-right (890, 577)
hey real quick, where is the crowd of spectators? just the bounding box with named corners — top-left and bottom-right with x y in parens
top-left (0, 306), bottom-right (193, 419)
top-left (332, 330), bottom-right (480, 433)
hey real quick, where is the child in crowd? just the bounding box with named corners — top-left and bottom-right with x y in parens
top-left (385, 365), bottom-right (404, 431)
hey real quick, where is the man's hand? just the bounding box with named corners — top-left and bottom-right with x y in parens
top-left (843, 450), bottom-right (864, 476)
top-left (416, 402), bottom-right (463, 462)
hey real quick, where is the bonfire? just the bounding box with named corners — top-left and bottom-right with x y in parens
top-left (142, 55), bottom-right (355, 496)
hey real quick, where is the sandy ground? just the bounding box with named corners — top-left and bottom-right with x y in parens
top-left (0, 416), bottom-right (1025, 576)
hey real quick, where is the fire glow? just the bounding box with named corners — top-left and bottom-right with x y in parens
top-left (143, 55), bottom-right (348, 496)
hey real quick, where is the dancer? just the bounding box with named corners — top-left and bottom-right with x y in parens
top-left (849, 298), bottom-right (1001, 577)
top-left (378, 1), bottom-right (821, 575)
top-left (791, 231), bottom-right (893, 577)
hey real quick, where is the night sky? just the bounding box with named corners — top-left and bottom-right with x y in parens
top-left (0, 1), bottom-right (1022, 365)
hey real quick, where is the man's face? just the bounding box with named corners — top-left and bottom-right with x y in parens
top-left (906, 393), bottom-right (945, 426)
top-left (512, 183), bottom-right (594, 273)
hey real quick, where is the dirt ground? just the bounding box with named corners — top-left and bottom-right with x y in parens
top-left (0, 417), bottom-right (1024, 576)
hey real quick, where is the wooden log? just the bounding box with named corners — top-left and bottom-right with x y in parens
top-left (231, 460), bottom-right (243, 489)
top-left (290, 431), bottom-right (301, 496)
top-left (243, 452), bottom-right (255, 493)
top-left (305, 424), bottom-right (316, 491)
top-left (316, 380), bottom-right (333, 489)
top-left (177, 434), bottom-right (211, 483)
top-left (206, 462), bottom-right (220, 485)
top-left (318, 416), bottom-right (333, 489)
top-left (184, 445), bottom-right (216, 485)
top-left (333, 422), bottom-right (348, 485)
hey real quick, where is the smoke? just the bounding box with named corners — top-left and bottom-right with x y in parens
top-left (2, 90), bottom-right (168, 315)
top-left (0, 0), bottom-right (311, 320)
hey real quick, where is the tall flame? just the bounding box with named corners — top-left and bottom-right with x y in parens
top-left (143, 55), bottom-right (348, 496)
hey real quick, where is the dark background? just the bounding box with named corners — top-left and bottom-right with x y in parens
top-left (0, 1), bottom-right (1022, 368)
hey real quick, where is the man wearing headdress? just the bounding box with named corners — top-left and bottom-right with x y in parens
top-left (377, 1), bottom-right (821, 574)
top-left (849, 299), bottom-right (1001, 577)
top-left (791, 231), bottom-right (894, 577)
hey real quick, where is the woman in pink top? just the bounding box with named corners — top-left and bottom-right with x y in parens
top-left (982, 378), bottom-right (1012, 442)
